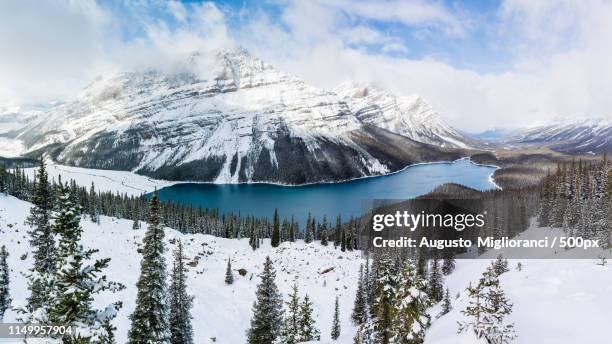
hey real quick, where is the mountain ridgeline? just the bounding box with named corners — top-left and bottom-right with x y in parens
top-left (8, 48), bottom-right (472, 184)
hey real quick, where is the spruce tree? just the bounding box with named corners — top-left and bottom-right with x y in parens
top-left (24, 158), bottom-right (55, 315)
top-left (0, 245), bottom-right (10, 322)
top-left (247, 257), bottom-right (284, 344)
top-left (225, 257), bottom-right (234, 285)
top-left (391, 259), bottom-right (431, 343)
top-left (334, 215), bottom-right (342, 247)
top-left (440, 288), bottom-right (452, 317)
top-left (458, 266), bottom-right (516, 343)
top-left (271, 209), bottom-right (280, 247)
top-left (351, 264), bottom-right (367, 325)
top-left (48, 187), bottom-right (124, 343)
top-left (441, 256), bottom-right (456, 275)
top-left (280, 284), bottom-right (300, 344)
top-left (249, 219), bottom-right (257, 251)
top-left (169, 241), bottom-right (194, 344)
top-left (492, 254), bottom-right (510, 276)
top-left (305, 212), bottom-right (314, 244)
top-left (341, 225), bottom-right (347, 252)
top-left (128, 192), bottom-right (170, 344)
top-left (367, 254), bottom-right (397, 343)
top-left (298, 294), bottom-right (320, 341)
top-left (331, 295), bottom-right (341, 340)
top-left (428, 259), bottom-right (444, 303)
top-left (89, 182), bottom-right (98, 223)
top-left (320, 229), bottom-right (328, 246)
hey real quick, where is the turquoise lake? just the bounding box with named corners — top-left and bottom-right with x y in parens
top-left (155, 158), bottom-right (498, 225)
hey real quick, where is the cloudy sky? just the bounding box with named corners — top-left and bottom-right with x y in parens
top-left (1, 0), bottom-right (611, 131)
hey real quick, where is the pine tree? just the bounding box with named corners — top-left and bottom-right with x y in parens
top-left (441, 256), bottom-right (456, 275)
top-left (128, 192), bottom-right (170, 344)
top-left (440, 288), bottom-right (452, 317)
top-left (320, 229), bottom-right (328, 246)
top-left (334, 214), bottom-right (342, 247)
top-left (366, 254), bottom-right (397, 343)
top-left (298, 294), bottom-right (320, 341)
top-left (48, 187), bottom-right (124, 343)
top-left (458, 266), bottom-right (516, 343)
top-left (89, 182), bottom-right (98, 223)
top-left (247, 257), bottom-right (284, 344)
top-left (280, 284), bottom-right (300, 344)
top-left (24, 158), bottom-right (55, 315)
top-left (492, 254), bottom-right (509, 276)
top-left (0, 245), bottom-right (10, 322)
top-left (271, 209), bottom-right (280, 247)
top-left (225, 257), bottom-right (234, 285)
top-left (341, 224), bottom-right (347, 252)
top-left (331, 295), bottom-right (341, 340)
top-left (391, 259), bottom-right (431, 343)
top-left (352, 264), bottom-right (367, 325)
top-left (428, 259), bottom-right (444, 303)
top-left (416, 250), bottom-right (426, 279)
top-left (169, 241), bottom-right (194, 344)
top-left (249, 219), bottom-right (257, 251)
top-left (305, 212), bottom-right (314, 244)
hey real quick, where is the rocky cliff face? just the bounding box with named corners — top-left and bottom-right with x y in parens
top-left (11, 48), bottom-right (469, 184)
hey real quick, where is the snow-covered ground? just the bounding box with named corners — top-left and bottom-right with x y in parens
top-left (22, 162), bottom-right (174, 197)
top-left (427, 224), bottom-right (612, 344)
top-left (0, 194), bottom-right (361, 344)
top-left (1, 193), bottom-right (610, 343)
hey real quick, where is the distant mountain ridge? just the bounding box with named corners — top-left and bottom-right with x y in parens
top-left (510, 118), bottom-right (612, 154)
top-left (4, 48), bottom-right (471, 184)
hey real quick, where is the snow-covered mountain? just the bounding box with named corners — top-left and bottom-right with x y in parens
top-left (9, 48), bottom-right (469, 184)
top-left (335, 82), bottom-right (471, 149)
top-left (510, 118), bottom-right (612, 154)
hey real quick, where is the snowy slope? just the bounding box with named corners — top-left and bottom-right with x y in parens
top-left (0, 194), bottom-right (362, 344)
top-left (22, 161), bottom-right (174, 197)
top-left (2, 194), bottom-right (609, 343)
top-left (426, 224), bottom-right (612, 344)
top-left (510, 118), bottom-right (612, 153)
top-left (10, 49), bottom-right (468, 184)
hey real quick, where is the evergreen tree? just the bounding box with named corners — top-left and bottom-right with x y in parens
top-left (305, 212), bottom-right (314, 244)
top-left (225, 257), bottom-right (234, 285)
top-left (320, 229), bottom-right (328, 246)
top-left (341, 225), bottom-right (347, 252)
top-left (331, 295), bottom-right (341, 340)
top-left (416, 250), bottom-right (426, 279)
top-left (169, 241), bottom-right (194, 344)
top-left (428, 259), bottom-right (444, 303)
top-left (89, 182), bottom-right (98, 223)
top-left (458, 266), bottom-right (516, 344)
top-left (271, 209), bottom-right (280, 247)
top-left (298, 294), bottom-right (320, 341)
top-left (334, 215), bottom-right (342, 247)
top-left (441, 256), bottom-right (456, 275)
top-left (48, 187), bottom-right (124, 343)
top-left (0, 245), bottom-right (10, 322)
top-left (391, 259), bottom-right (431, 343)
top-left (363, 254), bottom-right (397, 344)
top-left (280, 284), bottom-right (300, 344)
top-left (247, 257), bottom-right (284, 344)
top-left (440, 288), bottom-right (452, 317)
top-left (249, 219), bottom-right (257, 251)
top-left (492, 254), bottom-right (509, 276)
top-left (128, 192), bottom-right (170, 344)
top-left (24, 158), bottom-right (55, 315)
top-left (351, 264), bottom-right (367, 325)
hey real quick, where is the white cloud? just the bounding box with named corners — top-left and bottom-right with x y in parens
top-left (1, 0), bottom-right (611, 132)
